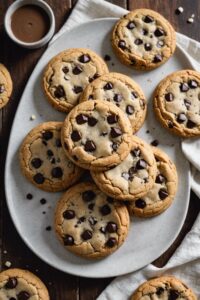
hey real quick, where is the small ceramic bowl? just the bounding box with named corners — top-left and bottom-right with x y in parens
top-left (4, 0), bottom-right (55, 49)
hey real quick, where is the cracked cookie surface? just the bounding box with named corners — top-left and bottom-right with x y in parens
top-left (79, 72), bottom-right (147, 133)
top-left (154, 70), bottom-right (200, 137)
top-left (61, 100), bottom-right (132, 171)
top-left (127, 147), bottom-right (178, 217)
top-left (112, 9), bottom-right (176, 70)
top-left (91, 135), bottom-right (157, 201)
top-left (20, 122), bottom-right (82, 192)
top-left (131, 276), bottom-right (197, 300)
top-left (43, 48), bottom-right (109, 112)
top-left (0, 268), bottom-right (49, 300)
top-left (0, 64), bottom-right (13, 109)
top-left (54, 182), bottom-right (130, 259)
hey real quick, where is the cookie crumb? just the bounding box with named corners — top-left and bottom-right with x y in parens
top-left (4, 261), bottom-right (11, 268)
top-left (175, 7), bottom-right (184, 15)
top-left (187, 17), bottom-right (194, 23)
top-left (104, 54), bottom-right (111, 61)
top-left (30, 114), bottom-right (36, 121)
top-left (46, 226), bottom-right (52, 231)
top-left (26, 193), bottom-right (33, 200)
top-left (40, 198), bottom-right (47, 205)
top-left (151, 139), bottom-right (159, 146)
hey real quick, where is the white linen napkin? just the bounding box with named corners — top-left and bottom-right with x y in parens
top-left (50, 0), bottom-right (200, 297)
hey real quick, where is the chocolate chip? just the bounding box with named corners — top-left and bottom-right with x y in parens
top-left (159, 188), bottom-right (168, 200)
top-left (168, 121), bottom-right (174, 128)
top-left (165, 93), bottom-right (174, 101)
top-left (88, 216), bottom-right (97, 226)
top-left (106, 237), bottom-right (117, 248)
top-left (169, 290), bottom-right (179, 300)
top-left (63, 210), bottom-right (75, 219)
top-left (40, 198), bottom-right (46, 205)
top-left (107, 196), bottom-right (114, 203)
top-left (187, 120), bottom-right (196, 128)
top-left (82, 190), bottom-right (96, 202)
top-left (104, 54), bottom-right (111, 61)
top-left (100, 131), bottom-right (108, 136)
top-left (177, 113), bottom-right (187, 123)
top-left (5, 278), bottom-right (18, 289)
top-left (157, 40), bottom-right (165, 48)
top-left (156, 174), bottom-right (166, 184)
top-left (63, 234), bottom-right (74, 246)
top-left (104, 82), bottom-right (113, 90)
top-left (9, 298), bottom-right (16, 300)
top-left (113, 93), bottom-right (122, 102)
top-left (73, 86), bottom-right (83, 94)
top-left (106, 222), bottom-right (117, 233)
top-left (51, 167), bottom-right (63, 178)
top-left (81, 230), bottom-right (92, 240)
top-left (88, 95), bottom-right (94, 100)
top-left (135, 199), bottom-right (146, 208)
top-left (100, 227), bottom-right (106, 234)
top-left (88, 117), bottom-right (98, 126)
top-left (135, 38), bottom-right (143, 45)
top-left (184, 99), bottom-right (191, 109)
top-left (71, 130), bottom-right (81, 142)
top-left (110, 127), bottom-right (122, 138)
top-left (127, 21), bottom-right (136, 29)
top-left (84, 140), bottom-right (96, 152)
top-left (136, 159), bottom-right (147, 170)
top-left (126, 105), bottom-right (134, 115)
top-left (118, 40), bottom-right (126, 50)
top-left (144, 15), bottom-right (154, 23)
top-left (153, 54), bottom-right (162, 63)
top-left (54, 85), bottom-right (65, 98)
top-left (42, 140), bottom-right (47, 146)
top-left (78, 216), bottom-right (86, 223)
top-left (62, 66), bottom-right (69, 74)
top-left (33, 173), bottom-right (45, 184)
top-left (131, 148), bottom-right (141, 157)
top-left (129, 166), bottom-right (136, 176)
top-left (47, 149), bottom-right (53, 157)
top-left (26, 193), bottom-right (33, 200)
top-left (100, 204), bottom-right (111, 215)
top-left (112, 142), bottom-right (118, 151)
top-left (154, 28), bottom-right (165, 37)
top-left (42, 130), bottom-right (53, 140)
top-left (76, 114), bottom-right (88, 124)
top-left (17, 291), bottom-right (30, 300)
top-left (180, 82), bottom-right (189, 92)
top-left (31, 158), bottom-right (42, 169)
top-left (142, 28), bottom-right (148, 35)
top-left (46, 226), bottom-right (51, 231)
top-left (79, 54), bottom-right (91, 63)
top-left (151, 139), bottom-right (159, 146)
top-left (73, 66), bottom-right (83, 75)
top-left (144, 43), bottom-right (152, 51)
top-left (188, 79), bottom-right (198, 88)
top-left (107, 114), bottom-right (118, 124)
top-left (156, 287), bottom-right (164, 295)
top-left (122, 172), bottom-right (129, 180)
top-left (0, 84), bottom-right (5, 94)
top-left (56, 138), bottom-right (62, 147)
top-left (88, 203), bottom-right (95, 210)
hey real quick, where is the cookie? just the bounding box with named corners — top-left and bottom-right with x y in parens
top-left (43, 48), bottom-right (109, 112)
top-left (55, 182), bottom-right (130, 259)
top-left (20, 122), bottom-right (82, 192)
top-left (62, 100), bottom-right (132, 171)
top-left (130, 276), bottom-right (197, 300)
top-left (0, 268), bottom-right (49, 300)
top-left (154, 70), bottom-right (200, 137)
top-left (112, 9), bottom-right (176, 70)
top-left (0, 63), bottom-right (13, 109)
top-left (91, 135), bottom-right (157, 201)
top-left (79, 72), bottom-right (147, 133)
top-left (127, 147), bottom-right (178, 217)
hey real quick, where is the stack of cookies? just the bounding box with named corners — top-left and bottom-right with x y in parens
top-left (19, 8), bottom-right (200, 260)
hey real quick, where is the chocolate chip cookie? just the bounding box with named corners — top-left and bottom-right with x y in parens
top-left (0, 63), bottom-right (13, 109)
top-left (131, 276), bottom-right (197, 300)
top-left (91, 135), bottom-right (157, 201)
top-left (43, 48), bottom-right (109, 112)
top-left (20, 122), bottom-right (82, 192)
top-left (112, 9), bottom-right (176, 70)
top-left (62, 100), bottom-right (132, 171)
top-left (154, 70), bottom-right (200, 137)
top-left (0, 268), bottom-right (50, 300)
top-left (128, 147), bottom-right (178, 217)
top-left (55, 182), bottom-right (129, 259)
top-left (79, 72), bottom-right (147, 133)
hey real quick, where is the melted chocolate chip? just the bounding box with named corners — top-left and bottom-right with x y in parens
top-left (157, 40), bottom-right (165, 48)
top-left (168, 121), bottom-right (174, 128)
top-left (17, 291), bottom-right (30, 300)
top-left (135, 38), bottom-right (143, 45)
top-left (54, 85), bottom-right (65, 98)
top-left (88, 203), bottom-right (95, 210)
top-left (62, 66), bottom-right (69, 74)
top-left (126, 105), bottom-right (134, 115)
top-left (165, 93), bottom-right (174, 102)
top-left (112, 142), bottom-right (118, 151)
top-left (100, 131), bottom-right (108, 136)
top-left (88, 117), bottom-right (98, 126)
top-left (153, 54), bottom-right (162, 63)
top-left (63, 210), bottom-right (75, 219)
top-left (88, 95), bottom-right (94, 100)
top-left (159, 188), bottom-right (168, 200)
top-left (31, 158), bottom-right (42, 169)
top-left (56, 138), bottom-right (62, 147)
top-left (131, 148), bottom-right (141, 157)
top-left (188, 80), bottom-right (198, 89)
top-left (144, 15), bottom-right (154, 23)
top-left (113, 93), bottom-right (122, 102)
top-left (129, 166), bottom-right (136, 176)
top-left (88, 216), bottom-right (97, 226)
top-left (79, 54), bottom-right (91, 63)
top-left (81, 230), bottom-right (92, 240)
top-left (78, 216), bottom-right (86, 223)
top-left (42, 130), bottom-right (53, 140)
top-left (33, 173), bottom-right (45, 184)
top-left (0, 84), bottom-right (5, 94)
top-left (142, 28), bottom-right (148, 35)
top-left (156, 287), bottom-right (164, 295)
top-left (106, 222), bottom-right (117, 233)
top-left (106, 237), bottom-right (117, 248)
top-left (122, 172), bottom-right (129, 180)
top-left (156, 174), bottom-right (166, 184)
top-left (104, 54), bottom-right (111, 61)
top-left (144, 43), bottom-right (152, 51)
top-left (136, 159), bottom-right (147, 170)
top-left (184, 99), bottom-right (191, 109)
top-left (82, 190), bottom-right (96, 202)
top-left (47, 149), bottom-right (53, 157)
top-left (100, 227), bottom-right (106, 234)
top-left (76, 114), bottom-right (88, 124)
top-left (177, 113), bottom-right (187, 123)
top-left (100, 204), bottom-right (111, 216)
top-left (151, 139), bottom-right (159, 146)
top-left (107, 196), bottom-right (114, 203)
top-left (104, 82), bottom-right (113, 90)
top-left (5, 278), bottom-right (18, 289)
top-left (118, 40), bottom-right (126, 50)
top-left (63, 234), bottom-right (74, 246)
top-left (73, 86), bottom-right (83, 94)
top-left (180, 83), bottom-right (189, 92)
top-left (169, 290), bottom-right (179, 300)
top-left (127, 21), bottom-right (136, 29)
top-left (26, 193), bottom-right (33, 200)
top-left (110, 127), bottom-right (122, 138)
top-left (135, 199), bottom-right (146, 208)
top-left (71, 130), bottom-right (81, 142)
top-left (154, 28), bottom-right (165, 37)
top-left (107, 114), bottom-right (118, 124)
top-left (73, 66), bottom-right (83, 75)
top-left (51, 167), bottom-right (63, 178)
top-left (84, 140), bottom-right (96, 152)
top-left (187, 120), bottom-right (196, 128)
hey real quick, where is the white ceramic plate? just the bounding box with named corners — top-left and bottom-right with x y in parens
top-left (5, 19), bottom-right (192, 278)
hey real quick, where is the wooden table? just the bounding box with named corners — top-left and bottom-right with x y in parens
top-left (0, 1), bottom-right (200, 299)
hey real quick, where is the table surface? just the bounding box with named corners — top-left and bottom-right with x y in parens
top-left (1, 0), bottom-right (200, 299)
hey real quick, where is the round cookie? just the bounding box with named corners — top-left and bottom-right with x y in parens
top-left (0, 268), bottom-right (49, 300)
top-left (112, 9), bottom-right (176, 70)
top-left (20, 122), bottom-right (82, 192)
top-left (43, 48), bottom-right (109, 112)
top-left (91, 135), bottom-right (157, 201)
top-left (154, 70), bottom-right (200, 137)
top-left (127, 147), bottom-right (178, 217)
top-left (79, 72), bottom-right (147, 133)
top-left (130, 276), bottom-right (197, 300)
top-left (55, 182), bottom-right (130, 259)
top-left (62, 100), bottom-right (132, 171)
top-left (0, 63), bottom-right (13, 109)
